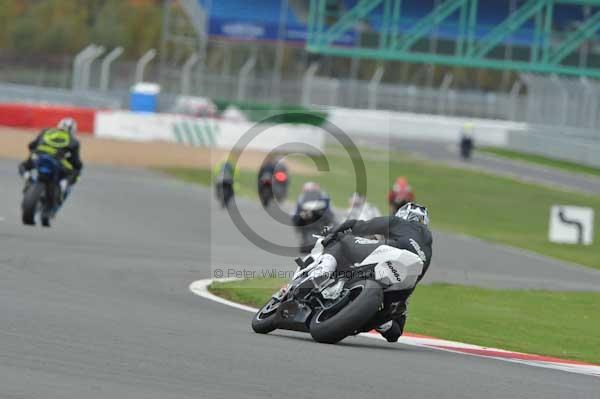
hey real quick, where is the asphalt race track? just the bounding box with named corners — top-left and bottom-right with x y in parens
top-left (394, 139), bottom-right (600, 195)
top-left (0, 159), bottom-right (598, 398)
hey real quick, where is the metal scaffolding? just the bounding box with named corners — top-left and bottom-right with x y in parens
top-left (159, 0), bottom-right (207, 83)
top-left (307, 0), bottom-right (600, 77)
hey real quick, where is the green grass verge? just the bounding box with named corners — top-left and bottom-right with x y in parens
top-left (209, 278), bottom-right (600, 364)
top-left (162, 147), bottom-right (600, 270)
top-left (480, 147), bottom-right (600, 178)
top-left (163, 167), bottom-right (263, 199)
top-left (213, 100), bottom-right (327, 125)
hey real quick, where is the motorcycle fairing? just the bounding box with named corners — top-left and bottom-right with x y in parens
top-left (359, 246), bottom-right (423, 290)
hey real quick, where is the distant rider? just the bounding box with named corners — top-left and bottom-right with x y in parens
top-left (257, 155), bottom-right (288, 206)
top-left (291, 182), bottom-right (335, 228)
top-left (19, 117), bottom-right (83, 201)
top-left (346, 192), bottom-right (381, 221)
top-left (258, 155), bottom-right (277, 186)
top-left (317, 203), bottom-right (433, 342)
top-left (459, 123), bottom-right (475, 160)
top-left (388, 176), bottom-right (414, 214)
top-left (214, 157), bottom-right (237, 208)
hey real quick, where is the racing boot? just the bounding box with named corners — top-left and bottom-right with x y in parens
top-left (376, 299), bottom-right (408, 342)
top-left (18, 162), bottom-right (31, 182)
top-left (376, 315), bottom-right (406, 343)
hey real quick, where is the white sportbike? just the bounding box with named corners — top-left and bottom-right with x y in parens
top-left (251, 235), bottom-right (423, 344)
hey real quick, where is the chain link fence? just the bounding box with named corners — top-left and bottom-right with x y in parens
top-left (3, 50), bottom-right (600, 132)
top-left (523, 73), bottom-right (600, 135)
top-left (0, 50), bottom-right (529, 120)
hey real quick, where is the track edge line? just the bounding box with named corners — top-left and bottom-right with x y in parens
top-left (189, 278), bottom-right (600, 377)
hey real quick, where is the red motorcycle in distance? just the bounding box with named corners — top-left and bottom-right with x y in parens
top-left (258, 164), bottom-right (289, 207)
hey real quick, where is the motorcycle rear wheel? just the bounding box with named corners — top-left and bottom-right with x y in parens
top-left (22, 182), bottom-right (44, 225)
top-left (309, 279), bottom-right (382, 344)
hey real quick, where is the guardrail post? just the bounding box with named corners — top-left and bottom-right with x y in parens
top-left (100, 47), bottom-right (124, 91)
top-left (368, 65), bottom-right (384, 110)
top-left (551, 74), bottom-right (568, 127)
top-left (437, 73), bottom-right (453, 114)
top-left (448, 90), bottom-right (457, 115)
top-left (407, 85), bottom-right (417, 112)
top-left (301, 62), bottom-right (319, 106)
top-left (236, 55), bottom-right (257, 101)
top-left (580, 77), bottom-right (591, 128)
top-left (80, 46), bottom-right (105, 91)
top-left (135, 49), bottom-right (157, 83)
top-left (509, 80), bottom-right (523, 121)
top-left (181, 53), bottom-right (200, 95)
top-left (520, 73), bottom-right (535, 123)
top-left (72, 45), bottom-right (97, 91)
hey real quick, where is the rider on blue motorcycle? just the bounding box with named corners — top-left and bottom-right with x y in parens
top-left (19, 117), bottom-right (83, 201)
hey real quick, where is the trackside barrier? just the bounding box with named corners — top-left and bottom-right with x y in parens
top-left (0, 102), bottom-right (528, 150)
top-left (0, 103), bottom-right (96, 133)
top-left (508, 130), bottom-right (600, 168)
top-left (94, 111), bottom-right (325, 154)
top-left (327, 108), bottom-right (527, 146)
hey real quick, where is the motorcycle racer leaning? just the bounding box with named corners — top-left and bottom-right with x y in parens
top-left (314, 203), bottom-right (432, 342)
top-left (19, 118), bottom-right (83, 201)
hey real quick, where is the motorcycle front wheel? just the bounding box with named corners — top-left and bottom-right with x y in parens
top-left (309, 279), bottom-right (383, 344)
top-left (251, 297), bottom-right (280, 334)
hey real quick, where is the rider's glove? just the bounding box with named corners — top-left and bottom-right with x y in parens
top-left (321, 221), bottom-right (355, 248)
top-left (68, 173), bottom-right (80, 185)
top-left (321, 233), bottom-right (337, 248)
top-left (320, 225), bottom-right (333, 236)
top-left (330, 219), bottom-right (356, 237)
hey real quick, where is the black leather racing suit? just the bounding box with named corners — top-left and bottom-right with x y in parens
top-left (257, 162), bottom-right (275, 187)
top-left (325, 216), bottom-right (432, 278)
top-left (323, 216), bottom-right (433, 330)
top-left (257, 161), bottom-right (276, 206)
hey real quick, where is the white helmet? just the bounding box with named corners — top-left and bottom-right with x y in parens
top-left (348, 192), bottom-right (366, 207)
top-left (57, 117), bottom-right (78, 137)
top-left (395, 202), bottom-right (429, 226)
top-left (302, 181), bottom-right (321, 193)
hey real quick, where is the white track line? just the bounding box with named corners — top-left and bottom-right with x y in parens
top-left (189, 278), bottom-right (600, 378)
top-left (190, 278), bottom-right (259, 313)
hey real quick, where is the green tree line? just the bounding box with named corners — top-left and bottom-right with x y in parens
top-left (0, 0), bottom-right (163, 57)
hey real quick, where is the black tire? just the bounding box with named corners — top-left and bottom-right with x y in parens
top-left (251, 297), bottom-right (280, 334)
top-left (309, 280), bottom-right (383, 344)
top-left (223, 186), bottom-right (233, 208)
top-left (259, 186), bottom-right (272, 207)
top-left (21, 182), bottom-right (43, 225)
top-left (261, 196), bottom-right (271, 207)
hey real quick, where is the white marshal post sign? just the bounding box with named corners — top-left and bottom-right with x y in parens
top-left (549, 206), bottom-right (594, 245)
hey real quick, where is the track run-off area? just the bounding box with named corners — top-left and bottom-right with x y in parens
top-left (0, 158), bottom-right (599, 398)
